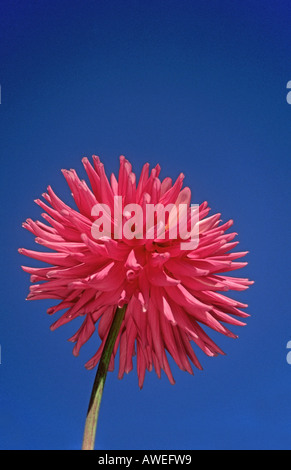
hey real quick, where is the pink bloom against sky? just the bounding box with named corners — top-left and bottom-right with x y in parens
top-left (19, 155), bottom-right (253, 388)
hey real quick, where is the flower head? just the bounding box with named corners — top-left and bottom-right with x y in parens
top-left (19, 155), bottom-right (253, 388)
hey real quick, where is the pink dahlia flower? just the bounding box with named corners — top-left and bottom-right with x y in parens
top-left (19, 155), bottom-right (253, 388)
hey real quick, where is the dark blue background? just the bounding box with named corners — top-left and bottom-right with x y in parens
top-left (1, 0), bottom-right (290, 450)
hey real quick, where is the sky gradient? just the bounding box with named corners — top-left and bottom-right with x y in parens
top-left (1, 0), bottom-right (291, 450)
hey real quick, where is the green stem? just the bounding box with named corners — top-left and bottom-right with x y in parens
top-left (81, 304), bottom-right (127, 450)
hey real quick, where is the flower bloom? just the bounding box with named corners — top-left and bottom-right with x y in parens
top-left (19, 156), bottom-right (253, 388)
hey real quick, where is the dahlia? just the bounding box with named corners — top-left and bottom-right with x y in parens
top-left (19, 155), bottom-right (253, 449)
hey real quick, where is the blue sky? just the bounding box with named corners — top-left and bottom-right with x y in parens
top-left (0, 0), bottom-right (291, 450)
